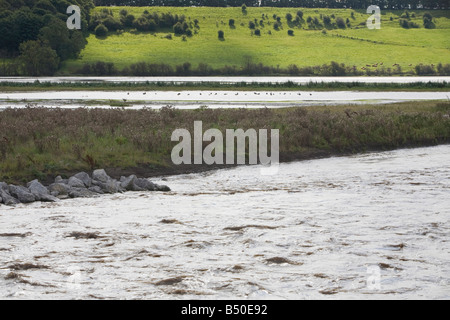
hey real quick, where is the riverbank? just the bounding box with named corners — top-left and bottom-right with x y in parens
top-left (0, 101), bottom-right (449, 185)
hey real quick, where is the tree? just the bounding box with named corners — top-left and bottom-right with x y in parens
top-left (287, 29), bottom-right (294, 36)
top-left (336, 17), bottom-right (346, 28)
top-left (95, 23), bottom-right (108, 37)
top-left (286, 13), bottom-right (293, 22)
top-left (19, 40), bottom-right (59, 76)
top-left (173, 22), bottom-right (184, 34)
top-left (218, 30), bottom-right (224, 40)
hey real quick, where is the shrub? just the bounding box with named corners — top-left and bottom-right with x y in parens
top-left (95, 24), bottom-right (108, 37)
top-left (273, 22), bottom-right (279, 30)
top-left (286, 13), bottom-right (293, 22)
top-left (287, 29), bottom-right (294, 36)
top-left (248, 21), bottom-right (256, 29)
top-left (254, 29), bottom-right (261, 36)
top-left (296, 11), bottom-right (303, 19)
top-left (122, 14), bottom-right (135, 28)
top-left (241, 4), bottom-right (247, 12)
top-left (423, 12), bottom-right (434, 29)
top-left (415, 64), bottom-right (436, 75)
top-left (323, 15), bottom-right (331, 25)
top-left (229, 19), bottom-right (235, 27)
top-left (336, 17), bottom-right (346, 29)
top-left (218, 30), bottom-right (224, 40)
top-left (185, 28), bottom-right (193, 37)
top-left (423, 12), bottom-right (433, 20)
top-left (173, 22), bottom-right (184, 35)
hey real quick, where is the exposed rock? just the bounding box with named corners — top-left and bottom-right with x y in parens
top-left (0, 182), bottom-right (8, 191)
top-left (88, 186), bottom-right (104, 194)
top-left (73, 172), bottom-right (92, 188)
top-left (155, 184), bottom-right (171, 192)
top-left (134, 178), bottom-right (156, 191)
top-left (1, 169), bottom-right (170, 206)
top-left (26, 180), bottom-right (59, 202)
top-left (0, 189), bottom-right (20, 205)
top-left (48, 183), bottom-right (70, 197)
top-left (68, 177), bottom-right (86, 189)
top-left (69, 187), bottom-right (98, 199)
top-left (120, 175), bottom-right (137, 191)
top-left (55, 176), bottom-right (68, 184)
top-left (8, 185), bottom-right (36, 203)
top-left (27, 180), bottom-right (49, 198)
top-left (92, 169), bottom-right (111, 183)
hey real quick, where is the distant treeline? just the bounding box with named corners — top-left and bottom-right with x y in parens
top-left (55, 61), bottom-right (450, 76)
top-left (0, 0), bottom-right (94, 75)
top-left (93, 0), bottom-right (449, 10)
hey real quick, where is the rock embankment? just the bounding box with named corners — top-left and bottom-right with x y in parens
top-left (0, 169), bottom-right (170, 206)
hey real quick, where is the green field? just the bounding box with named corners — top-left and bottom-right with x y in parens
top-left (62, 7), bottom-right (450, 74)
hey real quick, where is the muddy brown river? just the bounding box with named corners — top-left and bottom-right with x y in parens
top-left (1, 145), bottom-right (449, 299)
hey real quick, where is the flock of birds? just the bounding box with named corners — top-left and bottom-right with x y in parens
top-left (122, 91), bottom-right (312, 102)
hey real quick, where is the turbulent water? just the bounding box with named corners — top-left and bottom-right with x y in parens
top-left (1, 145), bottom-right (449, 300)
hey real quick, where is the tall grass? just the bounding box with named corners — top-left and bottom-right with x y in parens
top-left (0, 101), bottom-right (449, 184)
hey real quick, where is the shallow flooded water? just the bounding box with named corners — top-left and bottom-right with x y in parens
top-left (1, 90), bottom-right (449, 110)
top-left (1, 145), bottom-right (449, 299)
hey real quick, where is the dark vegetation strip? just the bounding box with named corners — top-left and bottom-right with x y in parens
top-left (0, 80), bottom-right (449, 92)
top-left (93, 1), bottom-right (449, 10)
top-left (0, 101), bottom-right (449, 184)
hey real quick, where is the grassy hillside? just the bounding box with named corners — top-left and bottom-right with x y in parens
top-left (61, 7), bottom-right (450, 74)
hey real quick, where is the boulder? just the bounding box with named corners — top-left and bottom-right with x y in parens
top-left (48, 183), bottom-right (70, 197)
top-left (0, 189), bottom-right (20, 205)
top-left (92, 179), bottom-right (121, 194)
top-left (0, 182), bottom-right (8, 191)
top-left (155, 184), bottom-right (171, 192)
top-left (88, 186), bottom-right (104, 194)
top-left (8, 185), bottom-right (36, 203)
top-left (92, 169), bottom-right (111, 183)
top-left (69, 187), bottom-right (98, 198)
top-left (27, 179), bottom-right (50, 199)
top-left (27, 180), bottom-right (59, 202)
top-left (120, 175), bottom-right (137, 191)
top-left (55, 176), bottom-right (68, 184)
top-left (39, 194), bottom-right (60, 202)
top-left (134, 178), bottom-right (156, 191)
top-left (68, 176), bottom-right (86, 189)
top-left (73, 172), bottom-right (92, 188)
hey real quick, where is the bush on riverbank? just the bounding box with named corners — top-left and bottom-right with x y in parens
top-left (0, 102), bottom-right (449, 184)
